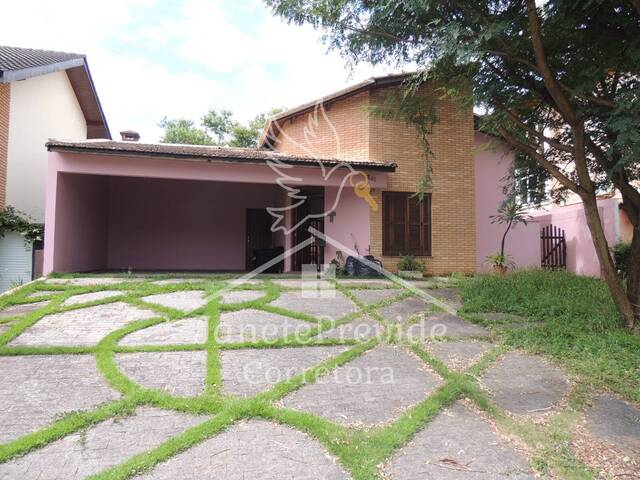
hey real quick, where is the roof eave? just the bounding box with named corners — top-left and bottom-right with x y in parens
top-left (0, 57), bottom-right (85, 83)
top-left (79, 58), bottom-right (111, 139)
top-left (46, 143), bottom-right (397, 172)
top-left (0, 56), bottom-right (111, 140)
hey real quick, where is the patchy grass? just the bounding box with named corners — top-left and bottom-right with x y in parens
top-left (0, 273), bottom-right (601, 479)
top-left (460, 269), bottom-right (640, 402)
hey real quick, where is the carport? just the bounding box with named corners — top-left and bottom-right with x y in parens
top-left (43, 140), bottom-right (392, 274)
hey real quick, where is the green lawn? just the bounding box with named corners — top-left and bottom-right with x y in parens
top-left (460, 269), bottom-right (640, 403)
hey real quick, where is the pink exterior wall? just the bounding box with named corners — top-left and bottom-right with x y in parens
top-left (44, 151), bottom-right (387, 274)
top-left (45, 151), bottom-right (388, 189)
top-left (107, 177), bottom-right (283, 271)
top-left (49, 174), bottom-right (109, 272)
top-left (474, 133), bottom-right (541, 271)
top-left (529, 197), bottom-right (621, 277)
top-left (324, 186), bottom-right (371, 261)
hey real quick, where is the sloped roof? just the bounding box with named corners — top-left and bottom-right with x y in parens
top-left (0, 46), bottom-right (84, 80)
top-left (260, 73), bottom-right (413, 147)
top-left (0, 46), bottom-right (110, 139)
top-left (46, 139), bottom-right (397, 171)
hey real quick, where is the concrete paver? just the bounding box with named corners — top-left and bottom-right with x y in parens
top-left (141, 291), bottom-right (208, 312)
top-left (0, 355), bottom-right (119, 444)
top-left (0, 408), bottom-right (206, 480)
top-left (270, 290), bottom-right (357, 320)
top-left (350, 288), bottom-right (401, 305)
top-left (383, 403), bottom-right (536, 479)
top-left (116, 351), bottom-right (206, 396)
top-left (481, 352), bottom-right (570, 415)
top-left (221, 346), bottom-right (347, 397)
top-left (425, 340), bottom-right (494, 371)
top-left (585, 394), bottom-right (640, 456)
top-left (217, 309), bottom-right (311, 343)
top-left (119, 317), bottom-right (208, 346)
top-left (62, 290), bottom-right (124, 306)
top-left (281, 346), bottom-right (442, 426)
top-left (135, 420), bottom-right (350, 479)
top-left (377, 297), bottom-right (430, 323)
top-left (9, 302), bottom-right (156, 346)
top-left (0, 301), bottom-right (48, 319)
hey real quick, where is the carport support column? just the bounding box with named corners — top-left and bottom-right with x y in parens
top-left (42, 156), bottom-right (59, 275)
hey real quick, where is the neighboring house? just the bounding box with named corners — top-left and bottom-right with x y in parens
top-left (42, 73), bottom-right (538, 276)
top-left (0, 46), bottom-right (109, 291)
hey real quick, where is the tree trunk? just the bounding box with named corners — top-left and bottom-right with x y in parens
top-left (582, 195), bottom-right (637, 330)
top-left (616, 185), bottom-right (640, 329)
top-left (500, 219), bottom-right (513, 258)
top-left (626, 226), bottom-right (640, 328)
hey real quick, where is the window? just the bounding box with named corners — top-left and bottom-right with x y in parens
top-left (382, 192), bottom-right (431, 256)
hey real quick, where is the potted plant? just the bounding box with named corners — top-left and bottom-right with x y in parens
top-left (397, 255), bottom-right (425, 279)
top-left (485, 252), bottom-right (515, 275)
top-left (486, 200), bottom-right (528, 275)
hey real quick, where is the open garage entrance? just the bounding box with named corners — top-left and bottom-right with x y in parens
top-left (49, 173), bottom-right (289, 273)
top-left (43, 140), bottom-right (391, 276)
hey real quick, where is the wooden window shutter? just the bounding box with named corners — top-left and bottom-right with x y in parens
top-left (383, 192), bottom-right (431, 257)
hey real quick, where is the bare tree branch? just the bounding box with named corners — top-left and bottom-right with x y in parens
top-left (558, 84), bottom-right (618, 109)
top-left (485, 51), bottom-right (617, 111)
top-left (526, 0), bottom-right (579, 125)
top-left (500, 105), bottom-right (574, 153)
top-left (497, 126), bottom-right (582, 194)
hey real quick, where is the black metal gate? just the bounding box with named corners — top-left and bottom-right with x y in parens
top-left (541, 224), bottom-right (567, 270)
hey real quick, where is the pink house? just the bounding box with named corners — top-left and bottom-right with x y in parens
top-left (43, 74), bottom-right (541, 275)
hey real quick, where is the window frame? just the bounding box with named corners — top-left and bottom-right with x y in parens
top-left (382, 192), bottom-right (432, 257)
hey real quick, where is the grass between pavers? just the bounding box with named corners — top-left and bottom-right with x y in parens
top-left (460, 269), bottom-right (640, 403)
top-left (0, 274), bottom-right (600, 479)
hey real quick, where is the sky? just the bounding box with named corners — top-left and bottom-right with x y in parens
top-left (3, 0), bottom-right (400, 141)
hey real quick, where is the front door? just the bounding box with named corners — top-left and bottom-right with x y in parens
top-left (292, 187), bottom-right (325, 271)
top-left (245, 209), bottom-right (273, 271)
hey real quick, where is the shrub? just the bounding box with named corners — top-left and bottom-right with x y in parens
top-left (612, 242), bottom-right (631, 280)
top-left (397, 255), bottom-right (424, 272)
top-left (485, 252), bottom-right (515, 273)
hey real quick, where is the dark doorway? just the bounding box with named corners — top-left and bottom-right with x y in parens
top-left (291, 187), bottom-right (325, 271)
top-left (245, 208), bottom-right (274, 271)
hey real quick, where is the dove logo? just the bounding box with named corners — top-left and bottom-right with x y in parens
top-left (264, 101), bottom-right (378, 236)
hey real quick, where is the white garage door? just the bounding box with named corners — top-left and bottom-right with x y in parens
top-left (0, 231), bottom-right (33, 293)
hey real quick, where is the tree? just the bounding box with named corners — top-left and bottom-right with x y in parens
top-left (266, 0), bottom-right (640, 330)
top-left (201, 109), bottom-right (235, 144)
top-left (488, 200), bottom-right (529, 272)
top-left (158, 118), bottom-right (212, 145)
top-left (161, 108), bottom-right (284, 147)
top-left (229, 109), bottom-right (284, 148)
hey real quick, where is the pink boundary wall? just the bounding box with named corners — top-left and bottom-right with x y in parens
top-left (44, 151), bottom-right (385, 273)
top-left (473, 133), bottom-right (624, 277)
top-left (474, 133), bottom-right (541, 271)
top-left (529, 197), bottom-right (622, 277)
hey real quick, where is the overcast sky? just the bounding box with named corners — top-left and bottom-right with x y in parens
top-left (3, 0), bottom-right (402, 141)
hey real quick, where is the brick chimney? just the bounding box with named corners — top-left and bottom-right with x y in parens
top-left (120, 130), bottom-right (140, 142)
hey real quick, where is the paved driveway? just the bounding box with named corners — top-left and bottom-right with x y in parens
top-left (0, 275), bottom-right (636, 479)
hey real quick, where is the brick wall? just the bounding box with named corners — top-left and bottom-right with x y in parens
top-left (369, 86), bottom-right (476, 275)
top-left (274, 91), bottom-right (370, 161)
top-left (274, 83), bottom-right (477, 275)
top-left (0, 83), bottom-right (9, 211)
